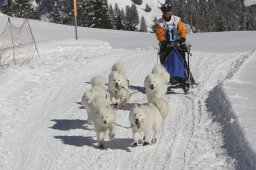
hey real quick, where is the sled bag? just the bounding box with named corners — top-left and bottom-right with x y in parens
top-left (164, 48), bottom-right (185, 79)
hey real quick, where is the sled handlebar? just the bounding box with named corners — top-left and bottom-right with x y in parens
top-left (166, 41), bottom-right (192, 56)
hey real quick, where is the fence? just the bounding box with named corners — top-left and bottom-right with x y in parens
top-left (0, 17), bottom-right (39, 69)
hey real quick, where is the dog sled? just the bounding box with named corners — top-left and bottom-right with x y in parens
top-left (159, 41), bottom-right (197, 94)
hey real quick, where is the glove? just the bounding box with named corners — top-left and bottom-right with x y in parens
top-left (159, 40), bottom-right (168, 53)
top-left (180, 38), bottom-right (187, 51)
top-left (180, 37), bottom-right (186, 44)
top-left (161, 40), bottom-right (168, 47)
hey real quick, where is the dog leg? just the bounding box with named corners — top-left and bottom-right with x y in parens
top-left (143, 142), bottom-right (149, 146)
top-left (152, 127), bottom-right (160, 144)
top-left (132, 143), bottom-right (137, 147)
top-left (143, 131), bottom-right (150, 146)
top-left (97, 131), bottom-right (105, 147)
top-left (109, 93), bottom-right (115, 103)
top-left (109, 125), bottom-right (116, 140)
top-left (87, 112), bottom-right (93, 124)
top-left (133, 131), bottom-right (140, 146)
top-left (98, 144), bottom-right (105, 150)
top-left (143, 131), bottom-right (150, 143)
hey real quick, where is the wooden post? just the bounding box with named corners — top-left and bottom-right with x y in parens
top-left (73, 0), bottom-right (78, 40)
top-left (8, 17), bottom-right (16, 64)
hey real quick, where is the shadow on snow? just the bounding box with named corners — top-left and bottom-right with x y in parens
top-left (50, 119), bottom-right (92, 131)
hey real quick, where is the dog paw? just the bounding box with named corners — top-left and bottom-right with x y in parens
top-left (98, 145), bottom-right (105, 150)
top-left (143, 142), bottom-right (149, 146)
top-left (109, 133), bottom-right (115, 139)
top-left (151, 138), bottom-right (157, 144)
top-left (132, 143), bottom-right (137, 147)
top-left (87, 121), bottom-right (93, 125)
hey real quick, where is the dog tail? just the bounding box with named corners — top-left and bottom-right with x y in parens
top-left (112, 62), bottom-right (126, 75)
top-left (151, 98), bottom-right (169, 119)
top-left (91, 76), bottom-right (106, 89)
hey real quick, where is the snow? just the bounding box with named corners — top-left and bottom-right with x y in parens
top-left (108, 0), bottom-right (162, 30)
top-left (244, 0), bottom-right (256, 6)
top-left (1, 12), bottom-right (256, 169)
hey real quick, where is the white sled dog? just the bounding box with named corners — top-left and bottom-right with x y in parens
top-left (91, 75), bottom-right (106, 89)
top-left (129, 98), bottom-right (169, 147)
top-left (91, 96), bottom-right (116, 149)
top-left (151, 64), bottom-right (170, 85)
top-left (108, 62), bottom-right (130, 105)
top-left (81, 76), bottom-right (107, 124)
top-left (144, 73), bottom-right (167, 103)
top-left (111, 62), bottom-right (126, 76)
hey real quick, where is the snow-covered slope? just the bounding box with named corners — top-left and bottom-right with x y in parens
top-left (244, 0), bottom-right (256, 6)
top-left (108, 0), bottom-right (163, 30)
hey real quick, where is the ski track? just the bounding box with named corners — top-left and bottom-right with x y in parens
top-left (0, 43), bottom-right (252, 170)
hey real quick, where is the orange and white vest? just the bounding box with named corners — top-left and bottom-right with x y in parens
top-left (155, 15), bottom-right (186, 42)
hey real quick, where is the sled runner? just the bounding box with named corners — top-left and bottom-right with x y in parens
top-left (159, 42), bottom-right (196, 93)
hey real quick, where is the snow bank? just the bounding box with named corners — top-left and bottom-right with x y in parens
top-left (206, 51), bottom-right (256, 169)
top-left (206, 85), bottom-right (256, 169)
top-left (244, 0), bottom-right (256, 6)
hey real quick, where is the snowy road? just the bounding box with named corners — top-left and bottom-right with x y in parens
top-left (1, 39), bottom-right (253, 169)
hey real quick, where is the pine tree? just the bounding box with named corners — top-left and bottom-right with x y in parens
top-left (1, 0), bottom-right (13, 16)
top-left (114, 3), bottom-right (125, 30)
top-left (2, 0), bottom-right (39, 19)
top-left (131, 0), bottom-right (143, 6)
top-left (82, 0), bottom-right (95, 27)
top-left (77, 0), bottom-right (89, 26)
top-left (151, 16), bottom-right (158, 33)
top-left (109, 4), bottom-right (116, 29)
top-left (125, 3), bottom-right (139, 31)
top-left (240, 6), bottom-right (248, 30)
top-left (177, 0), bottom-right (186, 20)
top-left (93, 0), bottom-right (113, 29)
top-left (47, 0), bottom-right (63, 24)
top-left (247, 5), bottom-right (256, 30)
top-left (144, 4), bottom-right (151, 12)
top-left (185, 0), bottom-right (199, 32)
top-left (139, 16), bottom-right (147, 32)
top-left (213, 0), bottom-right (228, 31)
top-left (240, 14), bottom-right (248, 30)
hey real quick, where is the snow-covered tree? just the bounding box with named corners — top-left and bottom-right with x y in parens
top-left (151, 16), bottom-right (158, 33)
top-left (48, 1), bottom-right (63, 24)
top-left (247, 5), bottom-right (256, 30)
top-left (1, 0), bottom-right (39, 19)
top-left (109, 4), bottom-right (116, 29)
top-left (1, 0), bottom-right (14, 16)
top-left (144, 4), bottom-right (151, 12)
top-left (139, 16), bottom-right (147, 32)
top-left (93, 0), bottom-right (113, 29)
top-left (125, 3), bottom-right (139, 31)
top-left (114, 3), bottom-right (125, 30)
top-left (131, 0), bottom-right (142, 5)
